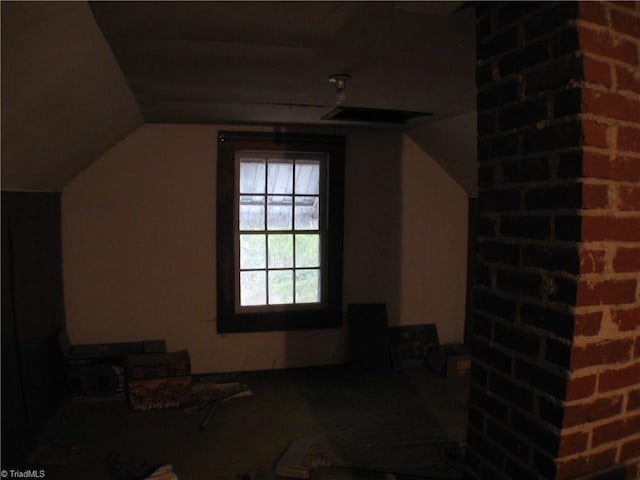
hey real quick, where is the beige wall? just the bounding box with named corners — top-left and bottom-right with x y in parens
top-left (407, 112), bottom-right (478, 196)
top-left (400, 135), bottom-right (468, 343)
top-left (62, 123), bottom-right (468, 373)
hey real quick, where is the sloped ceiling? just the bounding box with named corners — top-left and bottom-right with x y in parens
top-left (91, 1), bottom-right (475, 125)
top-left (1, 1), bottom-right (142, 191)
top-left (1, 1), bottom-right (476, 192)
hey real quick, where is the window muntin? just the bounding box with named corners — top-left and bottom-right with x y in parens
top-left (236, 152), bottom-right (325, 310)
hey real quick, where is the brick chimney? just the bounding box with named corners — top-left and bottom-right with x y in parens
top-left (468, 2), bottom-right (640, 478)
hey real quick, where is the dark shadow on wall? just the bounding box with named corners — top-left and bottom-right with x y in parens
top-left (464, 197), bottom-right (478, 347)
top-left (280, 128), bottom-right (404, 370)
top-left (340, 128), bottom-right (403, 334)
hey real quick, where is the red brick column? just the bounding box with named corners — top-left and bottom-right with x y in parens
top-left (469, 2), bottom-right (640, 479)
top-left (559, 2), bottom-right (640, 478)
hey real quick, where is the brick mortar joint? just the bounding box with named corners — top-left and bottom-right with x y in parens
top-left (582, 145), bottom-right (640, 159)
top-left (568, 347), bottom-right (640, 366)
top-left (579, 209), bottom-right (640, 216)
top-left (580, 240), bottom-right (640, 246)
top-left (593, 431), bottom-right (640, 454)
top-left (469, 408), bottom-right (567, 454)
top-left (573, 303), bottom-right (640, 315)
top-left (479, 179), bottom-right (581, 188)
top-left (576, 18), bottom-right (640, 43)
top-left (562, 388), bottom-right (636, 408)
top-left (476, 7), bottom-right (577, 44)
top-left (576, 310), bottom-right (640, 328)
top-left (475, 89), bottom-right (571, 108)
top-left (474, 289), bottom-right (580, 317)
top-left (556, 434), bottom-right (640, 463)
top-left (578, 271), bottom-right (640, 280)
top-left (563, 394), bottom-right (640, 411)
top-left (581, 112), bottom-right (640, 129)
top-left (581, 82), bottom-right (640, 101)
top-left (471, 335), bottom-right (572, 374)
top-left (583, 178), bottom-right (640, 187)
top-left (568, 360), bottom-right (640, 380)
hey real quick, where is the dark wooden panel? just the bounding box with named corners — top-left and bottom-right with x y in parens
top-left (348, 303), bottom-right (390, 369)
top-left (1, 193), bottom-right (30, 464)
top-left (1, 192), bottom-right (67, 464)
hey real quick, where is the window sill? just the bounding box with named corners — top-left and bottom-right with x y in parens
top-left (217, 308), bottom-right (342, 333)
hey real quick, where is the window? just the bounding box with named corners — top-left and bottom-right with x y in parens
top-left (217, 132), bottom-right (345, 333)
top-left (238, 153), bottom-right (324, 307)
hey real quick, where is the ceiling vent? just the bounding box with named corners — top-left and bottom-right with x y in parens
top-left (321, 106), bottom-right (432, 125)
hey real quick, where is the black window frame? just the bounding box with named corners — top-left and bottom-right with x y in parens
top-left (216, 131), bottom-right (345, 333)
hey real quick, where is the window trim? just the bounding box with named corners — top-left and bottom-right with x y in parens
top-left (216, 131), bottom-right (345, 333)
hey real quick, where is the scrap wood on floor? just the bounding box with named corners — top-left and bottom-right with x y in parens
top-left (108, 452), bottom-right (178, 480)
top-left (182, 378), bottom-right (253, 429)
top-left (182, 381), bottom-right (250, 412)
top-left (142, 464), bottom-right (178, 480)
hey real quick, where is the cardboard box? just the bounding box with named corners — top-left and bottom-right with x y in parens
top-left (126, 350), bottom-right (191, 381)
top-left (446, 354), bottom-right (471, 377)
top-left (59, 332), bottom-right (166, 401)
top-left (127, 376), bottom-right (192, 411)
top-left (427, 343), bottom-right (470, 377)
top-left (125, 350), bottom-right (191, 411)
top-left (66, 363), bottom-right (126, 401)
top-left (65, 340), bottom-right (167, 367)
top-left (388, 324), bottom-right (439, 370)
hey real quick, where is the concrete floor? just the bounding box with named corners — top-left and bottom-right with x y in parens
top-left (33, 365), bottom-right (469, 480)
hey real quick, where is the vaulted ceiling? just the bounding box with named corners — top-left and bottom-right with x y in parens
top-left (1, 1), bottom-right (475, 192)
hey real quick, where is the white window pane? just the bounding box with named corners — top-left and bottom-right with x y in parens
top-left (268, 160), bottom-right (293, 194)
top-left (295, 160), bottom-right (320, 195)
top-left (240, 271), bottom-right (266, 306)
top-left (268, 270), bottom-right (293, 304)
top-left (294, 196), bottom-right (319, 230)
top-left (267, 196), bottom-right (292, 230)
top-left (268, 234), bottom-right (293, 268)
top-left (240, 234), bottom-right (265, 269)
top-left (295, 234), bottom-right (320, 268)
top-left (239, 195), bottom-right (265, 230)
top-left (296, 269), bottom-right (320, 303)
top-left (240, 159), bottom-right (265, 194)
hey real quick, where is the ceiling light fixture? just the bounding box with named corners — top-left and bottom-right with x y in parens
top-left (328, 74), bottom-right (351, 105)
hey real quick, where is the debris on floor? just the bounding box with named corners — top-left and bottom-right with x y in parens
top-left (388, 323), bottom-right (439, 370)
top-left (427, 343), bottom-right (470, 378)
top-left (108, 452), bottom-right (159, 480)
top-left (185, 381), bottom-right (248, 410)
top-left (143, 464), bottom-right (179, 480)
top-left (126, 350), bottom-right (192, 411)
top-left (58, 329), bottom-right (167, 403)
top-left (109, 453), bottom-right (180, 480)
top-left (182, 378), bottom-right (253, 429)
top-left (275, 438), bottom-right (329, 479)
top-left (275, 438), bottom-right (464, 479)
top-left (26, 443), bottom-right (79, 466)
top-left (41, 365), bottom-right (468, 480)
top-left (201, 388), bottom-right (253, 430)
